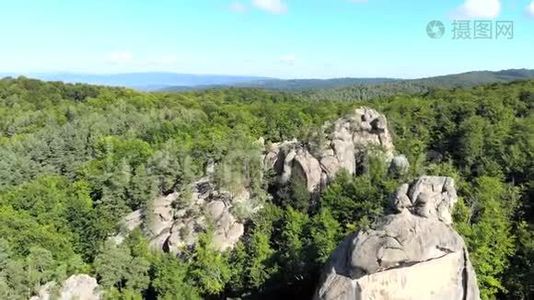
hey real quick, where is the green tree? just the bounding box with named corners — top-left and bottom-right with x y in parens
top-left (309, 208), bottom-right (342, 264)
top-left (278, 208), bottom-right (310, 280)
top-left (94, 242), bottom-right (149, 294)
top-left (188, 233), bottom-right (231, 295)
top-left (246, 230), bottom-right (278, 290)
top-left (455, 177), bottom-right (519, 299)
top-left (321, 170), bottom-right (392, 232)
top-left (275, 169), bottom-right (311, 213)
top-left (152, 255), bottom-right (201, 300)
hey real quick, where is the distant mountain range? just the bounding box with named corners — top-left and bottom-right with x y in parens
top-left (230, 78), bottom-right (400, 91)
top-left (2, 69), bottom-right (534, 92)
top-left (158, 69), bottom-right (534, 92)
top-left (0, 72), bottom-right (272, 91)
top-left (407, 69), bottom-right (534, 88)
top-left (241, 69), bottom-right (534, 90)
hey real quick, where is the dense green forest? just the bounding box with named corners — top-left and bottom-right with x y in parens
top-left (0, 77), bottom-right (533, 299)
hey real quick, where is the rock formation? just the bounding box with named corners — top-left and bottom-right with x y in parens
top-left (314, 176), bottom-right (480, 300)
top-left (30, 274), bottom-right (101, 300)
top-left (116, 107), bottom-right (407, 254)
top-left (263, 107), bottom-right (406, 194)
top-left (115, 176), bottom-right (250, 253)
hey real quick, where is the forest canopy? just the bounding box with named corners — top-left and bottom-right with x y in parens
top-left (0, 77), bottom-right (533, 299)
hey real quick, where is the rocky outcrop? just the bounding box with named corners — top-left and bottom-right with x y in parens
top-left (315, 176), bottom-right (480, 300)
top-left (30, 274), bottom-right (101, 300)
top-left (116, 107), bottom-right (406, 254)
top-left (116, 177), bottom-right (250, 253)
top-left (113, 209), bottom-right (143, 245)
top-left (264, 108), bottom-right (406, 194)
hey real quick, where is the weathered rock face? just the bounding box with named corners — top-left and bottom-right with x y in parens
top-left (315, 176), bottom-right (480, 300)
top-left (116, 177), bottom-right (250, 253)
top-left (30, 274), bottom-right (101, 300)
top-left (264, 107), bottom-right (404, 194)
top-left (117, 107), bottom-right (405, 254)
top-left (393, 176), bottom-right (458, 225)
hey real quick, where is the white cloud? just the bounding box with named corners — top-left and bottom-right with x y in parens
top-left (230, 2), bottom-right (247, 13)
top-left (453, 0), bottom-right (501, 18)
top-left (252, 0), bottom-right (287, 14)
top-left (279, 54), bottom-right (297, 65)
top-left (526, 1), bottom-right (534, 18)
top-left (106, 51), bottom-right (133, 64)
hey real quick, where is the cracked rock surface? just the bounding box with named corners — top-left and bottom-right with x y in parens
top-left (263, 107), bottom-right (405, 194)
top-left (115, 176), bottom-right (250, 253)
top-left (314, 176), bottom-right (480, 300)
top-left (30, 274), bottom-right (101, 300)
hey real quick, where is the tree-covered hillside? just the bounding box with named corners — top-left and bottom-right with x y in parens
top-left (297, 69), bottom-right (534, 102)
top-left (159, 68), bottom-right (534, 96)
top-left (0, 77), bottom-right (532, 299)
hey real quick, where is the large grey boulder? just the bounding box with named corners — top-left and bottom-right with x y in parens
top-left (294, 149), bottom-right (323, 193)
top-left (264, 107), bottom-right (399, 194)
top-left (114, 176), bottom-right (253, 253)
top-left (207, 200), bottom-right (245, 251)
top-left (153, 179), bottom-right (250, 253)
top-left (315, 176), bottom-right (480, 300)
top-left (389, 154), bottom-right (410, 176)
top-left (30, 274), bottom-right (101, 300)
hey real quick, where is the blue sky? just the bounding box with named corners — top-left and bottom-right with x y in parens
top-left (1, 0), bottom-right (533, 79)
